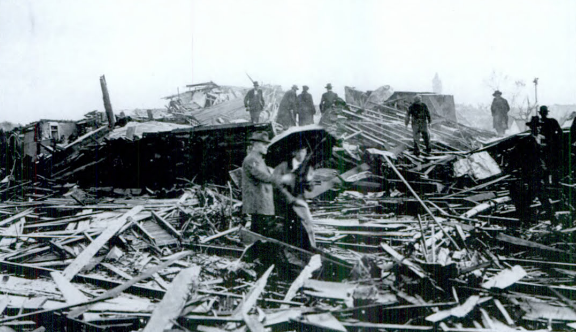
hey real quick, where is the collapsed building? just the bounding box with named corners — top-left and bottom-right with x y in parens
top-left (0, 81), bottom-right (575, 332)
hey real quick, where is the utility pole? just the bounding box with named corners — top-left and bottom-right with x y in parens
top-left (100, 75), bottom-right (116, 128)
top-left (533, 78), bottom-right (539, 115)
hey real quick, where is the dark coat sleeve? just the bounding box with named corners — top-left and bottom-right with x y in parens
top-left (423, 103), bottom-right (431, 123)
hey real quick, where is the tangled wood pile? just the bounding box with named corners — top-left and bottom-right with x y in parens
top-left (1, 85), bottom-right (576, 331)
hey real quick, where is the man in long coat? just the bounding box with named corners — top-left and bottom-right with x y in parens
top-left (297, 85), bottom-right (315, 126)
top-left (538, 105), bottom-right (563, 184)
top-left (405, 95), bottom-right (432, 156)
top-left (490, 90), bottom-right (510, 136)
top-left (319, 83), bottom-right (338, 114)
top-left (276, 85), bottom-right (298, 128)
top-left (242, 132), bottom-right (293, 237)
top-left (244, 81), bottom-right (265, 123)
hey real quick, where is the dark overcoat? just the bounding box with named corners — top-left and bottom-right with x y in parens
top-left (297, 92), bottom-right (315, 125)
top-left (276, 89), bottom-right (297, 127)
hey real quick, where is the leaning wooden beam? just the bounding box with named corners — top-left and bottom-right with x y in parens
top-left (440, 175), bottom-right (510, 199)
top-left (283, 255), bottom-right (322, 306)
top-left (460, 197), bottom-right (511, 219)
top-left (382, 155), bottom-right (460, 250)
top-left (62, 206), bottom-right (144, 280)
top-left (142, 265), bottom-right (201, 332)
top-left (232, 265), bottom-right (274, 318)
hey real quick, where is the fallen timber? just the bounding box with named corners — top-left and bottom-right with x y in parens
top-left (1, 92), bottom-right (576, 331)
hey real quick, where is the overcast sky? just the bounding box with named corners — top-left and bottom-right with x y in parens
top-left (1, 0), bottom-right (575, 124)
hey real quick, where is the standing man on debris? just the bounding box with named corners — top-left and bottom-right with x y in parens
top-left (405, 95), bottom-right (432, 156)
top-left (508, 116), bottom-right (554, 225)
top-left (244, 81), bottom-right (266, 123)
top-left (297, 85), bottom-right (316, 126)
top-left (319, 83), bottom-right (338, 115)
top-left (490, 90), bottom-right (510, 136)
top-left (538, 105), bottom-right (563, 184)
top-left (242, 132), bottom-right (295, 237)
top-left (276, 85), bottom-right (299, 129)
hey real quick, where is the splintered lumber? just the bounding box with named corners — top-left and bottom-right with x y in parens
top-left (200, 226), bottom-right (240, 244)
top-left (305, 163), bottom-right (371, 199)
top-left (381, 243), bottom-right (426, 278)
top-left (51, 272), bottom-right (100, 321)
top-left (426, 296), bottom-right (480, 322)
top-left (62, 206), bottom-right (143, 280)
top-left (460, 197), bottom-right (511, 219)
top-left (232, 265), bottom-right (274, 318)
top-left (482, 265), bottom-right (526, 289)
top-left (67, 250), bottom-right (194, 319)
top-left (0, 209), bottom-right (33, 227)
top-left (283, 255), bottom-right (322, 305)
top-left (142, 265), bottom-right (201, 332)
top-left (496, 233), bottom-right (567, 254)
top-left (292, 313), bottom-right (347, 332)
top-left (382, 155), bottom-right (460, 250)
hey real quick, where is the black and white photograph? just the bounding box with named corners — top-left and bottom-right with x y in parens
top-left (1, 0), bottom-right (576, 331)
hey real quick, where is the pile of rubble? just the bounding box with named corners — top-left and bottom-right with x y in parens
top-left (0, 82), bottom-right (575, 332)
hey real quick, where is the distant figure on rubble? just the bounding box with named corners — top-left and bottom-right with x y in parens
top-left (405, 95), bottom-right (431, 156)
top-left (276, 85), bottom-right (299, 129)
top-left (319, 83), bottom-right (338, 114)
top-left (242, 132), bottom-right (295, 238)
top-left (297, 86), bottom-right (316, 126)
top-left (273, 146), bottom-right (315, 251)
top-left (490, 90), bottom-right (510, 136)
top-left (508, 116), bottom-right (554, 225)
top-left (538, 105), bottom-right (563, 184)
top-left (244, 81), bottom-right (266, 123)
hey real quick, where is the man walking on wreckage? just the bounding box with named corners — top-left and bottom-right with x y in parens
top-left (241, 132), bottom-right (302, 239)
top-left (275, 85), bottom-right (299, 129)
top-left (319, 83), bottom-right (338, 114)
top-left (538, 105), bottom-right (563, 185)
top-left (297, 85), bottom-right (315, 126)
top-left (405, 95), bottom-right (432, 156)
top-left (508, 116), bottom-right (555, 225)
top-left (244, 81), bottom-right (266, 123)
top-left (490, 90), bottom-right (510, 136)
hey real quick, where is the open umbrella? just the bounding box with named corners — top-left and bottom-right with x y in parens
top-left (265, 124), bottom-right (338, 168)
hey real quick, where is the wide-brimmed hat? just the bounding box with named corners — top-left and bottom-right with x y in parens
top-left (325, 83), bottom-right (333, 89)
top-left (291, 84), bottom-right (299, 90)
top-left (526, 116), bottom-right (540, 129)
top-left (539, 105), bottom-right (549, 114)
top-left (253, 81), bottom-right (259, 87)
top-left (492, 90), bottom-right (502, 96)
top-left (248, 132), bottom-right (270, 143)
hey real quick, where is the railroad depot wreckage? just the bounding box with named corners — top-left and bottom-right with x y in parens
top-left (0, 78), bottom-right (576, 332)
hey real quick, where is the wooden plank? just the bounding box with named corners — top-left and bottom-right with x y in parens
top-left (142, 265), bottom-right (201, 332)
top-left (200, 226), bottom-right (240, 244)
top-left (282, 255), bottom-right (322, 306)
top-left (62, 206), bottom-right (144, 280)
top-left (51, 271), bottom-right (101, 321)
top-left (233, 265), bottom-right (274, 318)
top-left (100, 262), bottom-right (133, 280)
top-left (151, 211), bottom-right (182, 240)
top-left (0, 209), bottom-right (33, 227)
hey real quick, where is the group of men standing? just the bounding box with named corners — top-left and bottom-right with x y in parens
top-left (509, 105), bottom-right (564, 224)
top-left (244, 81), bottom-right (340, 128)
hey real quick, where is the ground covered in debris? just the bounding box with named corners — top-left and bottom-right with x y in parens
top-left (1, 87), bottom-right (576, 331)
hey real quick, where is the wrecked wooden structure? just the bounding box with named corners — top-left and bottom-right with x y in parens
top-left (1, 82), bottom-right (576, 332)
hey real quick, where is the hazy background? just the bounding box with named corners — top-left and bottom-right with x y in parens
top-left (1, 0), bottom-right (575, 125)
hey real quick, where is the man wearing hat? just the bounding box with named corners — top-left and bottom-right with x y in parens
top-left (405, 95), bottom-right (432, 156)
top-left (490, 90), bottom-right (510, 136)
top-left (319, 83), bottom-right (338, 114)
top-left (539, 105), bottom-right (563, 184)
top-left (244, 81), bottom-right (266, 123)
top-left (275, 85), bottom-right (299, 129)
top-left (242, 132), bottom-right (295, 237)
top-left (297, 85), bottom-right (316, 126)
top-left (508, 116), bottom-right (554, 224)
